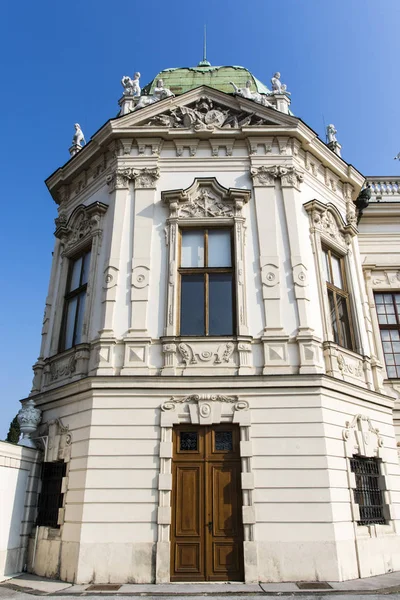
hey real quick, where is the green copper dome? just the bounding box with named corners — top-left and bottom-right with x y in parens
top-left (142, 64), bottom-right (271, 97)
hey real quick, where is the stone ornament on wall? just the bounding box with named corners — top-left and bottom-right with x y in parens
top-left (162, 177), bottom-right (250, 220)
top-left (178, 341), bottom-right (234, 366)
top-left (55, 202), bottom-right (108, 254)
top-left (343, 414), bottom-right (384, 458)
top-left (304, 199), bottom-right (356, 252)
top-left (106, 167), bottom-right (160, 192)
top-left (251, 165), bottom-right (304, 190)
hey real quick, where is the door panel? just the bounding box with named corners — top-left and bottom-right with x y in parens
top-left (171, 424), bottom-right (244, 581)
top-left (171, 463), bottom-right (204, 580)
top-left (206, 462), bottom-right (244, 581)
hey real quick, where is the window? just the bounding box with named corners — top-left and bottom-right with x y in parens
top-left (322, 247), bottom-right (354, 350)
top-left (179, 228), bottom-right (234, 336)
top-left (350, 456), bottom-right (385, 525)
top-left (375, 293), bottom-right (400, 378)
top-left (60, 249), bottom-right (91, 351)
top-left (37, 462), bottom-right (66, 528)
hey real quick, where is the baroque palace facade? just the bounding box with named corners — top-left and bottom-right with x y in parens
top-left (17, 62), bottom-right (400, 584)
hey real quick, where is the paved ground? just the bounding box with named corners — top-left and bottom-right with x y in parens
top-left (3, 572), bottom-right (400, 598)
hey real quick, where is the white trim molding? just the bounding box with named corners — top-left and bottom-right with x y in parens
top-left (304, 199), bottom-right (374, 390)
top-left (161, 178), bottom-right (253, 375)
top-left (155, 394), bottom-right (257, 584)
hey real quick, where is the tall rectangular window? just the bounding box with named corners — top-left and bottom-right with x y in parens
top-left (60, 249), bottom-right (91, 351)
top-left (322, 247), bottom-right (354, 351)
top-left (375, 292), bottom-right (400, 378)
top-left (179, 229), bottom-right (234, 336)
top-left (37, 462), bottom-right (67, 528)
top-left (350, 456), bottom-right (385, 525)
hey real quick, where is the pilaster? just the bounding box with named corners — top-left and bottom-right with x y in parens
top-left (121, 167), bottom-right (160, 375)
top-left (250, 165), bottom-right (291, 374)
top-left (279, 166), bottom-right (324, 374)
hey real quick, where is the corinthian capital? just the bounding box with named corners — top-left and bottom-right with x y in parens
top-left (106, 167), bottom-right (134, 192)
top-left (134, 167), bottom-right (160, 190)
top-left (250, 165), bottom-right (280, 187)
top-left (279, 166), bottom-right (304, 190)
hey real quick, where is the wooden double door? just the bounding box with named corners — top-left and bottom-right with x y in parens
top-left (171, 424), bottom-right (244, 581)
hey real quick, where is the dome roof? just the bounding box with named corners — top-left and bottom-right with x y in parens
top-left (142, 64), bottom-right (271, 97)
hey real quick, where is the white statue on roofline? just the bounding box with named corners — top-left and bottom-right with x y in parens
top-left (133, 78), bottom-right (174, 111)
top-left (271, 72), bottom-right (290, 95)
top-left (230, 80), bottom-right (273, 108)
top-left (121, 72), bottom-right (141, 97)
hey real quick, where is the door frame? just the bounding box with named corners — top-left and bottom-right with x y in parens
top-left (155, 394), bottom-right (257, 583)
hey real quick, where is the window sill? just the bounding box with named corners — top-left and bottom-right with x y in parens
top-left (41, 344), bottom-right (90, 391)
top-left (161, 335), bottom-right (254, 375)
top-left (323, 341), bottom-right (372, 390)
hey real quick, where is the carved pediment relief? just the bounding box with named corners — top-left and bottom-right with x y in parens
top-left (141, 96), bottom-right (271, 131)
top-left (114, 87), bottom-right (295, 134)
top-left (55, 201), bottom-right (108, 253)
top-left (162, 177), bottom-right (250, 220)
top-left (303, 199), bottom-right (356, 250)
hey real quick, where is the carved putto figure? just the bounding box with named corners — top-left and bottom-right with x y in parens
top-left (72, 123), bottom-right (85, 147)
top-left (271, 72), bottom-right (289, 95)
top-left (230, 80), bottom-right (273, 108)
top-left (133, 78), bottom-right (174, 111)
top-left (121, 72), bottom-right (141, 96)
top-left (327, 124), bottom-right (337, 144)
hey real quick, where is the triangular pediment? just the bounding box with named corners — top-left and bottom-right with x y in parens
top-left (111, 85), bottom-right (298, 134)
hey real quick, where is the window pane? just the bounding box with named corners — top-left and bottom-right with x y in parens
top-left (209, 273), bottom-right (234, 335)
top-left (375, 294), bottom-right (384, 304)
top-left (180, 274), bottom-right (204, 335)
top-left (331, 254), bottom-right (344, 289)
top-left (69, 257), bottom-right (82, 292)
top-left (215, 431), bottom-right (233, 451)
top-left (322, 250), bottom-right (331, 283)
top-left (81, 251), bottom-right (91, 285)
top-left (181, 231), bottom-right (204, 267)
top-left (208, 230), bottom-right (231, 267)
top-left (328, 290), bottom-right (339, 344)
top-left (64, 297), bottom-right (78, 349)
top-left (180, 432), bottom-right (198, 451)
top-left (336, 294), bottom-right (353, 350)
top-left (73, 292), bottom-right (86, 345)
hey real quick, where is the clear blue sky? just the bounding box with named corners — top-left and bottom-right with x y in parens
top-left (1, 0), bottom-right (399, 438)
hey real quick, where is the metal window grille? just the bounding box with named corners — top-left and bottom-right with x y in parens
top-left (350, 456), bottom-right (385, 525)
top-left (37, 462), bottom-right (66, 528)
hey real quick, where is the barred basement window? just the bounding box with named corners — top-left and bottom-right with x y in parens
top-left (350, 456), bottom-right (385, 525)
top-left (37, 462), bottom-right (66, 528)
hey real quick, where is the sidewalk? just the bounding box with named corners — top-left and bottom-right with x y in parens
top-left (3, 571), bottom-right (400, 595)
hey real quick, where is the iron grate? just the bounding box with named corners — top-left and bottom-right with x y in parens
top-left (296, 582), bottom-right (332, 590)
top-left (85, 585), bottom-right (122, 591)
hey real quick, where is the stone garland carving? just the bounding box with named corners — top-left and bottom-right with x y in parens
top-left (106, 167), bottom-right (159, 191)
top-left (178, 342), bottom-right (234, 366)
top-left (143, 97), bottom-right (270, 131)
top-left (17, 399), bottom-right (42, 448)
top-left (161, 394), bottom-right (249, 412)
top-left (337, 353), bottom-right (363, 378)
top-left (50, 354), bottom-right (77, 381)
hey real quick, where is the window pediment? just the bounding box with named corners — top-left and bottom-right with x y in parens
top-left (55, 202), bottom-right (108, 254)
top-left (304, 199), bottom-right (356, 251)
top-left (162, 177), bottom-right (250, 221)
